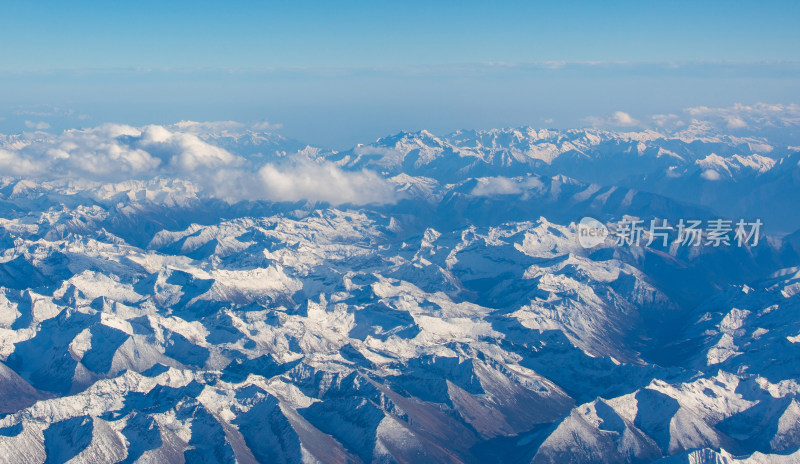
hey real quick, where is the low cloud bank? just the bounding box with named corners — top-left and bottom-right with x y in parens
top-left (0, 123), bottom-right (234, 178)
top-left (584, 103), bottom-right (800, 134)
top-left (257, 161), bottom-right (396, 205)
top-left (684, 103), bottom-right (800, 130)
top-left (471, 176), bottom-right (545, 197)
top-left (0, 123), bottom-right (397, 205)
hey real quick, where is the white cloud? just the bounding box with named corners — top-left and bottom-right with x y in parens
top-left (0, 149), bottom-right (42, 176)
top-left (611, 111), bottom-right (638, 126)
top-left (471, 176), bottom-right (544, 197)
top-left (193, 157), bottom-right (397, 205)
top-left (701, 169), bottom-right (722, 181)
top-left (137, 125), bottom-right (238, 171)
top-left (24, 121), bottom-right (50, 130)
top-left (252, 121), bottom-right (283, 131)
top-left (583, 103), bottom-right (799, 136)
top-left (173, 120), bottom-right (244, 135)
top-left (256, 160), bottom-right (396, 205)
top-left (173, 120), bottom-right (283, 134)
top-left (584, 111), bottom-right (640, 128)
top-left (38, 124), bottom-right (163, 178)
top-left (685, 103), bottom-right (800, 130)
top-left (650, 113), bottom-right (684, 129)
top-left (2, 123), bottom-right (240, 180)
top-left (725, 117), bottom-right (748, 129)
top-left (14, 104), bottom-right (74, 118)
top-left (0, 122), bottom-right (396, 205)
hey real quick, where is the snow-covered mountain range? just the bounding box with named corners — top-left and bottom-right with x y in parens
top-left (0, 118), bottom-right (798, 463)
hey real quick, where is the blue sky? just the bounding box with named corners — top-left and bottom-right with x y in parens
top-left (1, 1), bottom-right (799, 146)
